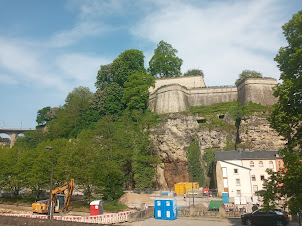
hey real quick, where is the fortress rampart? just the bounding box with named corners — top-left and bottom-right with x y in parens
top-left (149, 76), bottom-right (277, 114)
top-left (237, 78), bottom-right (278, 106)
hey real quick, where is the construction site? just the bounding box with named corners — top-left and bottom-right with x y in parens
top-left (0, 179), bottom-right (241, 225)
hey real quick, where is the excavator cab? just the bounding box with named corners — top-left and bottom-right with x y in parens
top-left (55, 194), bottom-right (65, 212)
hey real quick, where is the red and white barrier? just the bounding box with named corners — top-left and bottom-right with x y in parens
top-left (225, 204), bottom-right (237, 208)
top-left (0, 210), bottom-right (133, 224)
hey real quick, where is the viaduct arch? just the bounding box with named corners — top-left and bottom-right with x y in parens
top-left (0, 128), bottom-right (32, 148)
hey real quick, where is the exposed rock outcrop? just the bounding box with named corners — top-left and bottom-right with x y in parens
top-left (239, 116), bottom-right (285, 150)
top-left (150, 113), bottom-right (285, 189)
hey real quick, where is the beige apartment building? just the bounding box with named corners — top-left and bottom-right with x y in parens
top-left (214, 150), bottom-right (282, 204)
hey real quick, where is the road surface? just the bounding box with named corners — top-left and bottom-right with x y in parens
top-left (122, 217), bottom-right (300, 226)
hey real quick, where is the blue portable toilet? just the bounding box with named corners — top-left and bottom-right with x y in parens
top-left (164, 199), bottom-right (177, 220)
top-left (154, 199), bottom-right (177, 220)
top-left (154, 199), bottom-right (164, 219)
top-left (222, 192), bottom-right (229, 204)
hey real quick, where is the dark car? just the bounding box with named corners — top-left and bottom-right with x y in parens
top-left (241, 209), bottom-right (289, 226)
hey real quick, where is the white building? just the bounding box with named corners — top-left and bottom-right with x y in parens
top-left (214, 150), bottom-right (281, 204)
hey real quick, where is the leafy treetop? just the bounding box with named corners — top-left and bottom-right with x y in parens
top-left (36, 107), bottom-right (59, 127)
top-left (148, 40), bottom-right (183, 78)
top-left (183, 69), bottom-right (204, 77)
top-left (259, 10), bottom-right (302, 218)
top-left (122, 72), bottom-right (155, 111)
top-left (235, 70), bottom-right (262, 86)
top-left (96, 49), bottom-right (146, 89)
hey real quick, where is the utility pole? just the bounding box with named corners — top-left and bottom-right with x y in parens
top-left (45, 146), bottom-right (55, 220)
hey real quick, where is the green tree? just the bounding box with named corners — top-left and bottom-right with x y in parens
top-left (47, 86), bottom-right (95, 139)
top-left (36, 107), bottom-right (59, 128)
top-left (36, 106), bottom-right (51, 126)
top-left (263, 11), bottom-right (302, 224)
top-left (120, 112), bottom-right (159, 190)
top-left (122, 72), bottom-right (155, 111)
top-left (257, 169), bottom-right (283, 210)
top-left (148, 40), bottom-right (183, 78)
top-left (91, 82), bottom-right (124, 116)
top-left (235, 70), bottom-right (262, 86)
top-left (24, 139), bottom-right (69, 200)
top-left (0, 147), bottom-right (28, 197)
top-left (14, 129), bottom-right (46, 149)
top-left (187, 137), bottom-right (204, 186)
top-left (111, 49), bottom-right (146, 87)
top-left (95, 63), bottom-right (113, 90)
top-left (183, 69), bottom-right (204, 77)
top-left (202, 148), bottom-right (215, 188)
top-left (270, 11), bottom-right (302, 152)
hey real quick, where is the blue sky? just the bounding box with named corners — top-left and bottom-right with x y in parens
top-left (0, 0), bottom-right (301, 130)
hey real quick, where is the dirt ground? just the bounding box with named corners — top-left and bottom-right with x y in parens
top-left (0, 203), bottom-right (96, 225)
top-left (0, 203), bottom-right (90, 216)
top-left (0, 215), bottom-right (95, 226)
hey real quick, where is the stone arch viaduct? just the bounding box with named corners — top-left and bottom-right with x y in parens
top-left (0, 128), bottom-right (31, 148)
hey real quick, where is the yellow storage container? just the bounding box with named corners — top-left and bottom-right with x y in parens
top-left (183, 182), bottom-right (199, 194)
top-left (174, 183), bottom-right (185, 195)
top-left (175, 182), bottom-right (199, 195)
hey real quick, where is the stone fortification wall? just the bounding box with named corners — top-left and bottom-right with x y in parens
top-left (149, 76), bottom-right (278, 114)
top-left (149, 84), bottom-right (190, 114)
top-left (237, 78), bottom-right (277, 106)
top-left (149, 85), bottom-right (237, 114)
top-left (149, 75), bottom-right (205, 93)
top-left (189, 86), bottom-right (238, 106)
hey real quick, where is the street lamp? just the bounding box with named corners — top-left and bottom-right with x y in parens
top-left (190, 165), bottom-right (195, 208)
top-left (191, 175), bottom-right (195, 208)
top-left (45, 146), bottom-right (54, 220)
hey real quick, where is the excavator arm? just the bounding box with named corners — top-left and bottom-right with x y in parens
top-left (32, 179), bottom-right (74, 214)
top-left (51, 179), bottom-right (74, 212)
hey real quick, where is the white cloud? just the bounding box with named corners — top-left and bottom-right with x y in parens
top-left (55, 53), bottom-right (110, 90)
top-left (49, 22), bottom-right (111, 48)
top-left (0, 38), bottom-right (70, 90)
top-left (132, 0), bottom-right (286, 85)
top-left (78, 0), bottom-right (125, 19)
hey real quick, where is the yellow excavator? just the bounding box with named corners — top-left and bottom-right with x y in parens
top-left (32, 179), bottom-right (74, 214)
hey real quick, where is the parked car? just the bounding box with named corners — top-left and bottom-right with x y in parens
top-left (241, 209), bottom-right (289, 226)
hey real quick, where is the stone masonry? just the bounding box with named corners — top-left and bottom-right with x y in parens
top-left (149, 76), bottom-right (278, 114)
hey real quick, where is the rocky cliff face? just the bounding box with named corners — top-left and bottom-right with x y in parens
top-left (239, 116), bottom-right (285, 150)
top-left (150, 113), bottom-right (285, 189)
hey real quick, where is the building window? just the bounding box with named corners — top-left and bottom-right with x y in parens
top-left (251, 175), bottom-right (256, 181)
top-left (222, 167), bottom-right (228, 177)
top-left (236, 190), bottom-right (241, 196)
top-left (269, 161), bottom-right (274, 168)
top-left (234, 169), bottom-right (238, 174)
top-left (259, 161), bottom-right (263, 167)
top-left (278, 161), bottom-right (282, 169)
top-left (253, 185), bottom-right (258, 192)
top-left (236, 179), bottom-right (240, 186)
top-left (250, 161), bottom-right (254, 167)
top-left (261, 175), bottom-right (265, 181)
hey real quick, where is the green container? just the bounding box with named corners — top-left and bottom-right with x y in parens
top-left (208, 200), bottom-right (223, 211)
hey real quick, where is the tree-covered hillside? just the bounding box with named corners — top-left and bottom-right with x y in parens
top-left (0, 48), bottom-right (160, 203)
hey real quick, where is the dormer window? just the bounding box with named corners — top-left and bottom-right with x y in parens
top-left (250, 161), bottom-right (254, 167)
